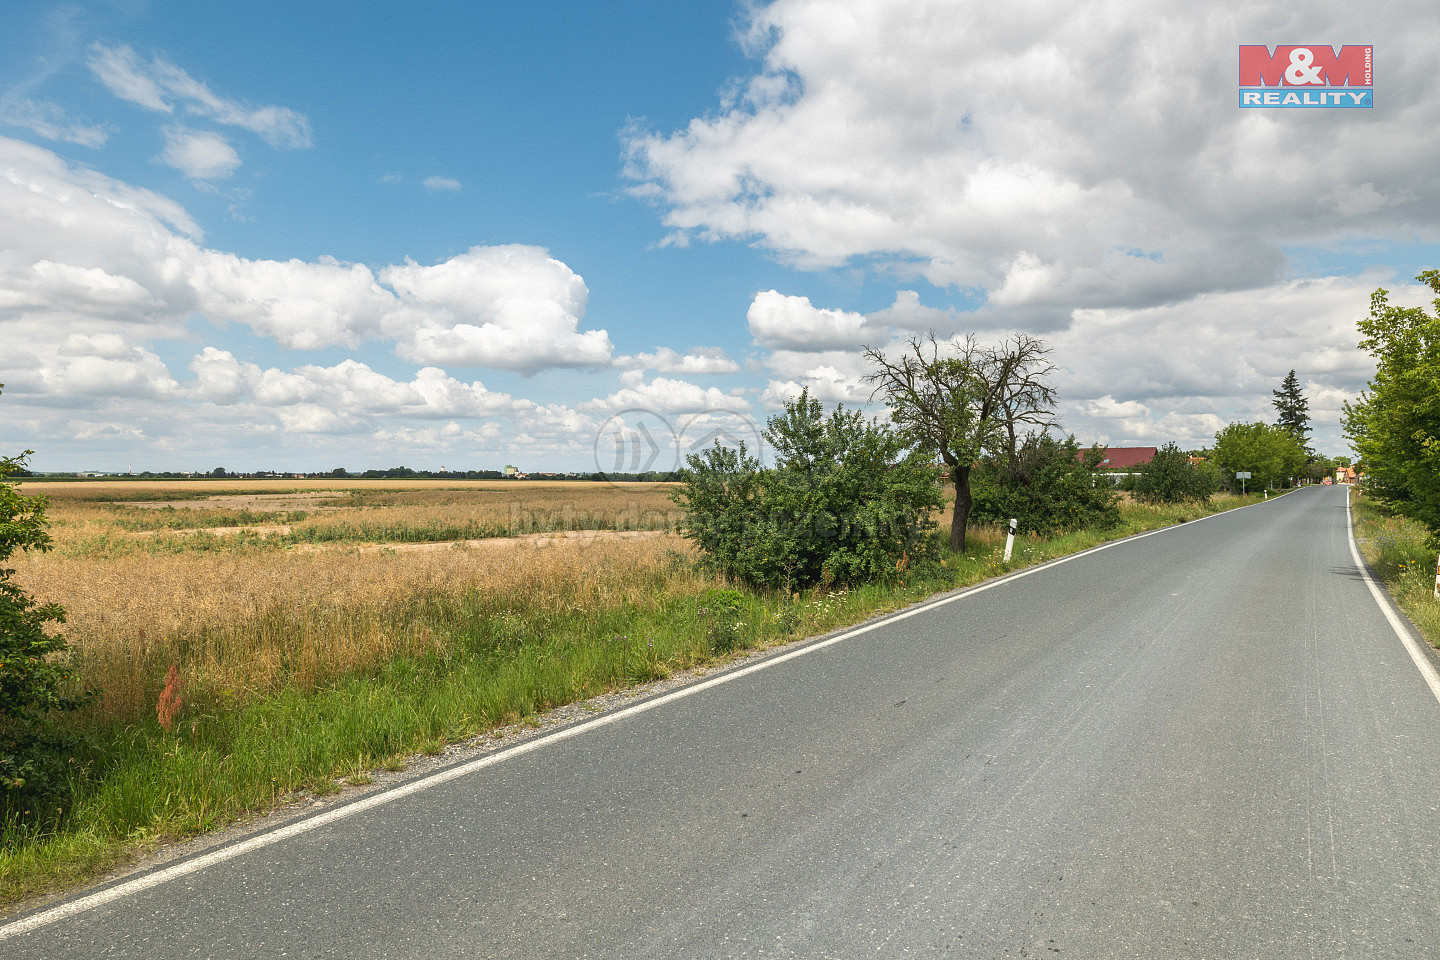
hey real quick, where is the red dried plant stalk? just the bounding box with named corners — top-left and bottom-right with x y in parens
top-left (156, 664), bottom-right (183, 733)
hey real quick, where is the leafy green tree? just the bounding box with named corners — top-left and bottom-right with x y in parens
top-left (1, 391), bottom-right (87, 813)
top-left (1211, 422), bottom-right (1306, 490)
top-left (1272, 369), bottom-right (1312, 452)
top-left (1301, 455), bottom-right (1338, 485)
top-left (970, 433), bottom-right (1119, 534)
top-left (672, 390), bottom-right (943, 590)
top-left (1130, 442), bottom-right (1220, 504)
top-left (863, 332), bottom-right (1057, 551)
top-left (1343, 270), bottom-right (1440, 534)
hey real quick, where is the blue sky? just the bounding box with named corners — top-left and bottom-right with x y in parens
top-left (2, 0), bottom-right (1437, 473)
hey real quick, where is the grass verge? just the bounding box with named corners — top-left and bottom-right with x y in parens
top-left (1, 491), bottom-right (1271, 911)
top-left (1350, 492), bottom-right (1440, 649)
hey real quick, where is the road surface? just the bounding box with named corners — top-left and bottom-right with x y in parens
top-left (5, 485), bottom-right (1439, 958)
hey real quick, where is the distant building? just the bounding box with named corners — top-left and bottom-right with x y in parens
top-left (1078, 447), bottom-right (1157, 470)
top-left (503, 464), bottom-right (519, 477)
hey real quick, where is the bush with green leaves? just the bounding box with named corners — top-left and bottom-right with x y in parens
top-left (1211, 421), bottom-right (1306, 490)
top-left (1, 441), bottom-right (87, 817)
top-left (1344, 270), bottom-right (1440, 536)
top-left (672, 391), bottom-right (944, 590)
top-left (968, 433), bottom-right (1119, 536)
top-left (1130, 442), bottom-right (1220, 504)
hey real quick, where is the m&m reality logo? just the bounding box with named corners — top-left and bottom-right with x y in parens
top-left (1238, 45), bottom-right (1372, 108)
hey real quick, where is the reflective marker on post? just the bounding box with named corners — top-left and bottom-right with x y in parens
top-left (1434, 554), bottom-right (1439, 600)
top-left (1004, 518), bottom-right (1017, 563)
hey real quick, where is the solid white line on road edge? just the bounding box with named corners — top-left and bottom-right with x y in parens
top-left (1346, 491), bottom-right (1440, 705)
top-left (0, 497), bottom-right (1266, 941)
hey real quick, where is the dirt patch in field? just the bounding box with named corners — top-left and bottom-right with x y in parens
top-left (125, 527), bottom-right (668, 548)
top-left (119, 492), bottom-right (348, 511)
top-left (290, 529), bottom-right (667, 553)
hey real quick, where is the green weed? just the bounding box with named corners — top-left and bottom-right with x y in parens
top-left (1352, 494), bottom-right (1440, 648)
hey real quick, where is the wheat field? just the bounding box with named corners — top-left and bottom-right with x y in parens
top-left (13, 479), bottom-right (698, 722)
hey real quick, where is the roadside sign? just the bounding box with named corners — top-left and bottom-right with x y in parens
top-left (1235, 471), bottom-right (1252, 479)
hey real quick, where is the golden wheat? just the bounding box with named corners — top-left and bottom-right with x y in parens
top-left (12, 481), bottom-right (701, 722)
top-left (24, 479), bottom-right (683, 542)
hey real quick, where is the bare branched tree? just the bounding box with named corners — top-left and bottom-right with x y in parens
top-left (863, 332), bottom-right (1057, 551)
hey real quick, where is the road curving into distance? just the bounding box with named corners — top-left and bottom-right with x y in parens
top-left (6, 485), bottom-right (1439, 958)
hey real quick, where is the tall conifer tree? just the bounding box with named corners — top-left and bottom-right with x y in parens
top-left (1272, 369), bottom-right (1311, 452)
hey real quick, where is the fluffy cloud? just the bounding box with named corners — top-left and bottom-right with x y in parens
top-left (188, 253), bottom-right (395, 349)
top-left (626, 1), bottom-right (1440, 309)
top-left (747, 290), bottom-right (884, 350)
top-left (188, 350), bottom-right (520, 420)
top-left (0, 138), bottom-right (615, 373)
top-left (614, 346), bottom-right (741, 379)
top-left (383, 247), bottom-right (615, 373)
top-left (580, 376), bottom-right (751, 414)
top-left (866, 290), bottom-right (971, 335)
top-left (0, 137), bottom-right (628, 466)
top-left (1048, 275), bottom-right (1395, 451)
top-left (1081, 396), bottom-right (1150, 420)
top-left (160, 127), bottom-right (241, 179)
top-left (88, 43), bottom-right (312, 149)
top-left (757, 345), bottom-right (876, 409)
top-left (761, 368), bottom-right (870, 408)
top-left (40, 346), bottom-right (180, 401)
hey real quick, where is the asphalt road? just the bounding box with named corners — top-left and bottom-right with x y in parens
top-left (6, 486), bottom-right (1440, 958)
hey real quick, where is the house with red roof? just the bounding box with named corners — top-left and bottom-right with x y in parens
top-left (1078, 447), bottom-right (1157, 470)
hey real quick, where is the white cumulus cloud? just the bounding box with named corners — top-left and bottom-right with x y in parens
top-left (747, 289), bottom-right (883, 350)
top-left (0, 139), bottom-right (615, 373)
top-left (0, 137), bottom-right (627, 466)
top-left (1048, 275), bottom-right (1394, 451)
top-left (625, 0), bottom-right (1440, 309)
top-left (383, 246), bottom-right (615, 373)
top-left (614, 346), bottom-right (741, 376)
top-left (188, 350), bottom-right (520, 420)
top-left (580, 376), bottom-right (751, 414)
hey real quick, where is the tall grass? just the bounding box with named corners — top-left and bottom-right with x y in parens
top-left (1350, 492), bottom-right (1440, 647)
top-left (1, 482), bottom-right (1266, 909)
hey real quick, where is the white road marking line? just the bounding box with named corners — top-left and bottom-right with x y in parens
top-left (0, 500), bottom-right (1253, 940)
top-left (1346, 491), bottom-right (1440, 705)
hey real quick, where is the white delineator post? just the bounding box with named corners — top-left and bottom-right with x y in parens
top-left (1004, 518), bottom-right (1017, 563)
top-left (1434, 554), bottom-right (1439, 600)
